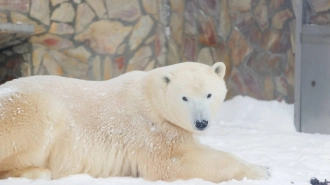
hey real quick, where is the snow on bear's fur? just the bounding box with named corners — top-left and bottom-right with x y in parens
top-left (0, 62), bottom-right (269, 183)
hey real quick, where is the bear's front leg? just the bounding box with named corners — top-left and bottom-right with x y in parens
top-left (165, 144), bottom-right (269, 183)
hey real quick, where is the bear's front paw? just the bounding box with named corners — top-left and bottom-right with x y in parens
top-left (245, 164), bottom-right (270, 180)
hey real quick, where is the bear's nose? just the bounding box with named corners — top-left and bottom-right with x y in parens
top-left (194, 120), bottom-right (208, 130)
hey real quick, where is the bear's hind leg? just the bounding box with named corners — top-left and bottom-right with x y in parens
top-left (0, 167), bottom-right (52, 180)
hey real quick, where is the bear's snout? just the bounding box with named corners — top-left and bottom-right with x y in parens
top-left (194, 120), bottom-right (208, 130)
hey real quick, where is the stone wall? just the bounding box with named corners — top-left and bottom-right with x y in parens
top-left (0, 0), bottom-right (296, 103)
top-left (307, 0), bottom-right (330, 25)
top-left (167, 0), bottom-right (296, 103)
top-left (0, 0), bottom-right (167, 81)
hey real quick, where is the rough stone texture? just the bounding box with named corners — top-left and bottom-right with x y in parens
top-left (0, 0), bottom-right (30, 13)
top-left (199, 17), bottom-right (217, 46)
top-left (0, 0), bottom-right (296, 103)
top-left (254, 0), bottom-right (268, 31)
top-left (218, 0), bottom-right (232, 40)
top-left (63, 46), bottom-right (91, 63)
top-left (228, 29), bottom-right (253, 66)
top-left (76, 3), bottom-right (96, 33)
top-left (30, 0), bottom-right (50, 26)
top-left (129, 15), bottom-right (154, 50)
top-left (309, 0), bottom-right (330, 13)
top-left (92, 56), bottom-right (101, 81)
top-left (75, 20), bottom-right (132, 54)
top-left (142, 0), bottom-right (158, 15)
top-left (51, 0), bottom-right (67, 6)
top-left (198, 47), bottom-right (214, 65)
top-left (103, 56), bottom-right (112, 80)
top-left (127, 46), bottom-right (152, 72)
top-left (11, 12), bottom-right (46, 34)
top-left (170, 13), bottom-right (183, 46)
top-left (51, 3), bottom-right (75, 22)
top-left (184, 1), bottom-right (197, 35)
top-left (49, 22), bottom-right (74, 35)
top-left (272, 9), bottom-right (293, 29)
top-left (0, 12), bottom-right (7, 23)
top-left (106, 0), bottom-right (141, 22)
top-left (86, 0), bottom-right (106, 19)
top-left (261, 29), bottom-right (291, 53)
top-left (30, 34), bottom-right (73, 50)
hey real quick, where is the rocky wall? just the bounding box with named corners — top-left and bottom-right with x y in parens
top-left (0, 0), bottom-right (296, 103)
top-left (167, 0), bottom-right (296, 103)
top-left (0, 0), bottom-right (168, 81)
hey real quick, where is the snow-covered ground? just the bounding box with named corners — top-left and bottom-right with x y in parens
top-left (1, 96), bottom-right (329, 185)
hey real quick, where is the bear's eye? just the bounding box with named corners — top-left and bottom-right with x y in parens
top-left (207, 94), bottom-right (212, 98)
top-left (182, 97), bottom-right (188, 101)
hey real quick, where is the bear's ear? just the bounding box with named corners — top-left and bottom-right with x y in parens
top-left (212, 62), bottom-right (226, 78)
top-left (162, 73), bottom-right (172, 85)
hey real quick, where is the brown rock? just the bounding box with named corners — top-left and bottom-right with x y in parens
top-left (43, 52), bottom-right (64, 76)
top-left (235, 12), bottom-right (254, 37)
top-left (240, 69), bottom-right (263, 99)
top-left (228, 68), bottom-right (245, 95)
top-left (51, 0), bottom-right (68, 6)
top-left (103, 56), bottom-right (112, 80)
top-left (51, 3), bottom-right (75, 22)
top-left (30, 34), bottom-right (73, 50)
top-left (144, 60), bottom-right (156, 71)
top-left (106, 0), bottom-right (141, 22)
top-left (269, 0), bottom-right (285, 15)
top-left (0, 0), bottom-right (30, 13)
top-left (254, 0), bottom-right (269, 31)
top-left (129, 15), bottom-right (154, 50)
top-left (198, 0), bottom-right (217, 16)
top-left (184, 1), bottom-right (197, 35)
top-left (170, 0), bottom-right (184, 13)
top-left (198, 17), bottom-right (217, 46)
top-left (285, 49), bottom-right (294, 86)
top-left (246, 52), bottom-right (285, 75)
top-left (92, 56), bottom-right (101, 81)
top-left (32, 44), bottom-right (45, 74)
top-left (218, 0), bottom-right (232, 40)
top-left (167, 40), bottom-right (180, 65)
top-left (116, 44), bottom-right (126, 55)
top-left (75, 20), bottom-right (132, 54)
top-left (113, 56), bottom-right (125, 77)
top-left (289, 20), bottom-right (296, 53)
top-left (30, 0), bottom-right (50, 26)
top-left (0, 12), bottom-right (7, 23)
top-left (309, 0), bottom-right (330, 13)
top-left (11, 12), bottom-right (46, 34)
top-left (49, 50), bottom-right (89, 78)
top-left (76, 3), bottom-right (96, 33)
top-left (228, 29), bottom-right (253, 66)
top-left (170, 13), bottom-right (183, 46)
top-left (198, 47), bottom-right (214, 65)
top-left (127, 46), bottom-right (152, 71)
top-left (272, 9), bottom-right (293, 29)
top-left (263, 76), bottom-right (274, 100)
top-left (142, 0), bottom-right (158, 15)
top-left (261, 29), bottom-right (290, 53)
top-left (144, 36), bottom-right (156, 45)
top-left (49, 22), bottom-right (74, 35)
top-left (86, 0), bottom-right (106, 18)
top-left (229, 0), bottom-right (251, 18)
top-left (310, 12), bottom-right (330, 25)
top-left (182, 37), bottom-right (197, 62)
top-left (275, 76), bottom-right (288, 96)
top-left (63, 46), bottom-right (91, 63)
top-left (157, 54), bottom-right (166, 66)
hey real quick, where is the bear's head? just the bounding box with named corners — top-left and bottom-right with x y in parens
top-left (148, 62), bottom-right (227, 134)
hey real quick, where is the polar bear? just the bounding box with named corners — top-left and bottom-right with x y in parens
top-left (0, 62), bottom-right (269, 183)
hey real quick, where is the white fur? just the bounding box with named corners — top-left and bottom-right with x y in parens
top-left (0, 62), bottom-right (269, 183)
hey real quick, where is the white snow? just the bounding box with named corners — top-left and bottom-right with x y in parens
top-left (1, 96), bottom-right (329, 185)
